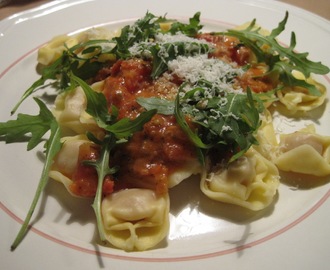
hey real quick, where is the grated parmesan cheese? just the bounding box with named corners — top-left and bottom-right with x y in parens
top-left (128, 32), bottom-right (212, 58)
top-left (154, 32), bottom-right (210, 44)
top-left (167, 54), bottom-right (244, 93)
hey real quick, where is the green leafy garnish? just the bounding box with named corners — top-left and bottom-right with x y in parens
top-left (11, 12), bottom-right (204, 114)
top-left (0, 98), bottom-right (61, 250)
top-left (138, 81), bottom-right (264, 163)
top-left (1, 98), bottom-right (56, 150)
top-left (84, 134), bottom-right (118, 242)
top-left (149, 41), bottom-right (211, 79)
top-left (71, 74), bottom-right (156, 242)
top-left (110, 11), bottom-right (204, 60)
top-left (222, 11), bottom-right (330, 96)
top-left (110, 12), bottom-right (159, 59)
top-left (137, 97), bottom-right (174, 115)
top-left (11, 39), bottom-right (115, 115)
top-left (167, 12), bottom-right (203, 36)
top-left (176, 83), bottom-right (263, 163)
top-left (110, 12), bottom-right (207, 78)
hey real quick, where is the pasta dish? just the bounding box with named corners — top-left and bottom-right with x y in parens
top-left (0, 12), bottom-right (329, 252)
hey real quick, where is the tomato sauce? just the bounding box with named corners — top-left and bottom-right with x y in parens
top-left (197, 33), bottom-right (276, 93)
top-left (111, 114), bottom-right (197, 194)
top-left (69, 32), bottom-right (277, 197)
top-left (70, 143), bottom-right (114, 197)
top-left (70, 58), bottom-right (197, 197)
top-left (238, 65), bottom-right (276, 93)
top-left (102, 58), bottom-right (153, 119)
top-left (197, 33), bottom-right (252, 66)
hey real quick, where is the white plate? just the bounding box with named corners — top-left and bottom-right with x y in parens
top-left (0, 0), bottom-right (329, 269)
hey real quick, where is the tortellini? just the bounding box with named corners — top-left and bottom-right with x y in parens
top-left (52, 81), bottom-right (104, 136)
top-left (275, 125), bottom-right (330, 176)
top-left (277, 71), bottom-right (326, 114)
top-left (253, 110), bottom-right (278, 161)
top-left (38, 27), bottom-right (115, 65)
top-left (167, 159), bottom-right (202, 188)
top-left (101, 188), bottom-right (170, 251)
top-left (49, 134), bottom-right (90, 196)
top-left (201, 148), bottom-right (280, 211)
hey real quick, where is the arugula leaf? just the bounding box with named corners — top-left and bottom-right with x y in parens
top-left (1, 98), bottom-right (55, 150)
top-left (111, 12), bottom-right (159, 59)
top-left (138, 80), bottom-right (264, 164)
top-left (11, 121), bottom-right (61, 250)
top-left (72, 74), bottom-right (157, 141)
top-left (167, 12), bottom-right (203, 36)
top-left (71, 74), bottom-right (156, 242)
top-left (85, 110), bottom-right (156, 241)
top-left (176, 82), bottom-right (263, 163)
top-left (149, 41), bottom-right (211, 79)
top-left (70, 75), bottom-right (110, 128)
top-left (111, 12), bottom-right (208, 78)
top-left (111, 12), bottom-right (204, 60)
top-left (11, 55), bottom-right (64, 115)
top-left (223, 11), bottom-right (330, 96)
top-left (174, 89), bottom-right (208, 166)
top-left (137, 97), bottom-right (174, 115)
top-left (106, 110), bottom-right (157, 139)
top-left (12, 12), bottom-right (205, 115)
top-left (84, 134), bottom-right (118, 242)
top-left (71, 74), bottom-right (157, 139)
top-left (175, 89), bottom-right (210, 150)
top-left (11, 40), bottom-right (115, 115)
top-left (0, 98), bottom-right (62, 250)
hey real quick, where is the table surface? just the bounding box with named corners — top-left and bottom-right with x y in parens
top-left (0, 0), bottom-right (329, 21)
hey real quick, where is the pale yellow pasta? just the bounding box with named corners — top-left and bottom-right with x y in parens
top-left (277, 71), bottom-right (326, 114)
top-left (234, 22), bottom-right (272, 62)
top-left (38, 35), bottom-right (72, 66)
top-left (275, 125), bottom-right (330, 176)
top-left (253, 110), bottom-right (278, 161)
top-left (49, 134), bottom-right (91, 196)
top-left (168, 159), bottom-right (202, 188)
top-left (200, 148), bottom-right (280, 211)
top-left (38, 27), bottom-right (115, 65)
top-left (234, 22), bottom-right (270, 36)
top-left (52, 81), bottom-right (104, 136)
top-left (101, 188), bottom-right (170, 251)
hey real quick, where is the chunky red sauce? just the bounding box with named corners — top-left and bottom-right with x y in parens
top-left (102, 59), bottom-right (152, 119)
top-left (70, 143), bottom-right (114, 197)
top-left (238, 65), bottom-right (276, 93)
top-left (69, 32), bottom-right (277, 197)
top-left (111, 114), bottom-right (197, 194)
top-left (197, 33), bottom-right (252, 66)
top-left (197, 33), bottom-right (275, 93)
top-left (70, 58), bottom-right (196, 196)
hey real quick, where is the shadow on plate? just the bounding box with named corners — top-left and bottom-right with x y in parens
top-left (36, 178), bottom-right (95, 227)
top-left (169, 175), bottom-right (278, 225)
top-left (270, 98), bottom-right (327, 123)
top-left (279, 170), bottom-right (330, 190)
